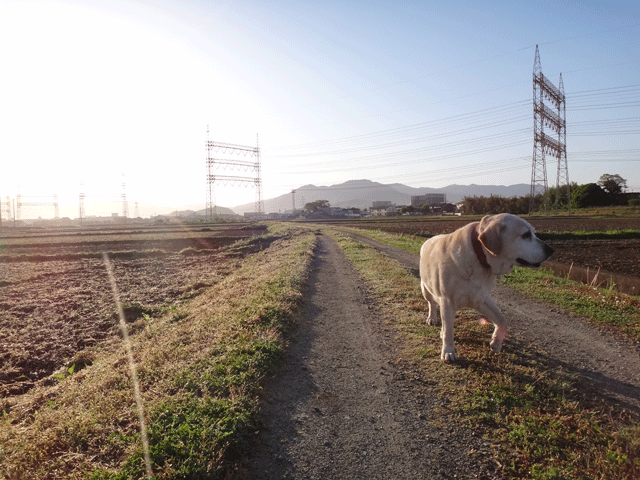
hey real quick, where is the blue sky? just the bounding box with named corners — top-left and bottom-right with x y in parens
top-left (0, 0), bottom-right (638, 215)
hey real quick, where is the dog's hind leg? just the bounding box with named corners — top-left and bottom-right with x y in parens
top-left (421, 281), bottom-right (440, 326)
top-left (439, 298), bottom-right (457, 362)
top-left (477, 298), bottom-right (507, 353)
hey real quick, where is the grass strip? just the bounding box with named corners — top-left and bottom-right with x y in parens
top-left (340, 227), bottom-right (425, 254)
top-left (536, 229), bottom-right (640, 241)
top-left (0, 225), bottom-right (316, 479)
top-left (501, 267), bottom-right (640, 341)
top-left (328, 229), bottom-right (640, 480)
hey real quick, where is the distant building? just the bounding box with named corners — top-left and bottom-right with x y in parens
top-left (372, 200), bottom-right (392, 209)
top-left (411, 194), bottom-right (446, 209)
top-left (243, 212), bottom-right (265, 220)
top-left (432, 203), bottom-right (457, 214)
top-left (371, 205), bottom-right (399, 217)
top-left (620, 192), bottom-right (640, 204)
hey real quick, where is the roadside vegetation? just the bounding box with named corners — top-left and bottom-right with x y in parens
top-left (501, 267), bottom-right (640, 341)
top-left (0, 225), bottom-right (316, 479)
top-left (536, 229), bottom-right (640, 241)
top-left (545, 205), bottom-right (640, 217)
top-left (329, 228), bottom-right (639, 479)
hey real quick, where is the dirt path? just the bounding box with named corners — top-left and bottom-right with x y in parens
top-left (243, 234), bottom-right (498, 479)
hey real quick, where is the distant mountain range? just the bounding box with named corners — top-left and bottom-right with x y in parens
top-left (232, 179), bottom-right (530, 214)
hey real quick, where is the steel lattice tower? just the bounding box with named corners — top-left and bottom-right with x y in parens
top-left (79, 182), bottom-right (86, 225)
top-left (0, 196), bottom-right (11, 230)
top-left (16, 194), bottom-right (59, 220)
top-left (121, 173), bottom-right (128, 220)
top-left (206, 129), bottom-right (263, 220)
top-left (530, 45), bottom-right (569, 213)
top-left (555, 73), bottom-right (570, 208)
top-left (255, 134), bottom-right (264, 215)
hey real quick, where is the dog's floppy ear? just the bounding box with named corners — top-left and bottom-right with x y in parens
top-left (478, 215), bottom-right (505, 256)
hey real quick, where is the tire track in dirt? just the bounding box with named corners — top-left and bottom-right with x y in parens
top-left (243, 234), bottom-right (498, 479)
top-left (343, 231), bottom-right (640, 418)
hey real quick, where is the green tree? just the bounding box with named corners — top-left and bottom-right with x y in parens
top-left (304, 200), bottom-right (330, 213)
top-left (571, 183), bottom-right (608, 208)
top-left (597, 174), bottom-right (627, 195)
top-left (545, 182), bottom-right (577, 209)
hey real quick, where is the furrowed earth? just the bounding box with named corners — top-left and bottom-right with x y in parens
top-left (0, 223), bottom-right (270, 396)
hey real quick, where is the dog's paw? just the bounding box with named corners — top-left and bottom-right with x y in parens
top-left (489, 326), bottom-right (507, 353)
top-left (427, 315), bottom-right (440, 326)
top-left (441, 346), bottom-right (458, 362)
top-left (489, 338), bottom-right (503, 353)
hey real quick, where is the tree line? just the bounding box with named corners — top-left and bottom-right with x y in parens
top-left (460, 173), bottom-right (637, 215)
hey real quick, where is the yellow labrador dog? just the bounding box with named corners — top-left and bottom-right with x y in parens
top-left (419, 213), bottom-right (553, 361)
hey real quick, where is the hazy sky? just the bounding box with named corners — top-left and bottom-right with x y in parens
top-left (1, 0), bottom-right (638, 215)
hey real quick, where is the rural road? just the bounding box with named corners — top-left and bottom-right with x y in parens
top-left (242, 232), bottom-right (640, 478)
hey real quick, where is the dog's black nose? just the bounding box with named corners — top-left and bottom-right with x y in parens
top-left (544, 243), bottom-right (554, 257)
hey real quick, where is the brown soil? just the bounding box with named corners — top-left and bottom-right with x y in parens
top-left (549, 239), bottom-right (640, 278)
top-left (0, 224), bottom-right (270, 397)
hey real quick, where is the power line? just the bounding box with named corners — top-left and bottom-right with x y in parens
top-left (270, 100), bottom-right (531, 152)
top-left (269, 84), bottom-right (638, 160)
top-left (271, 104), bottom-right (637, 174)
top-left (272, 22), bottom-right (639, 125)
top-left (263, 74), bottom-right (638, 195)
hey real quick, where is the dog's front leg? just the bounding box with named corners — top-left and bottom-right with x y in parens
top-left (440, 299), bottom-right (457, 362)
top-left (478, 298), bottom-right (507, 353)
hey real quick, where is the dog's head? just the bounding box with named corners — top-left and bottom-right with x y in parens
top-left (478, 213), bottom-right (554, 274)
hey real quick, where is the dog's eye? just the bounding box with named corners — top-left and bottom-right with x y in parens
top-left (521, 231), bottom-right (532, 240)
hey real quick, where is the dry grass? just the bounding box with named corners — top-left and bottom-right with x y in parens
top-left (0, 225), bottom-right (316, 479)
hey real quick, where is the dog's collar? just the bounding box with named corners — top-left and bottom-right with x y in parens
top-left (471, 225), bottom-right (492, 270)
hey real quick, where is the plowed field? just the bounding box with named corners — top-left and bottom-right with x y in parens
top-left (0, 223), bottom-right (269, 396)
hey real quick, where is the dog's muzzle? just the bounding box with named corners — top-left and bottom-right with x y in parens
top-left (516, 242), bottom-right (554, 268)
top-left (516, 258), bottom-right (542, 268)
